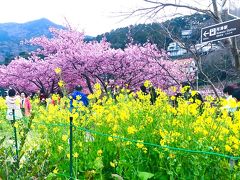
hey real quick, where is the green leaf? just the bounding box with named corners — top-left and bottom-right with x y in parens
top-left (93, 157), bottom-right (104, 170)
top-left (137, 171), bottom-right (154, 180)
top-left (0, 136), bottom-right (6, 145)
top-left (45, 172), bottom-right (56, 180)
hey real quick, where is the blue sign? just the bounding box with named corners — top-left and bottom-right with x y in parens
top-left (201, 19), bottom-right (240, 43)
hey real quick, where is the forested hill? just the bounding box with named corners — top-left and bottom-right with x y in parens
top-left (92, 13), bottom-right (212, 50)
top-left (0, 18), bottom-right (64, 64)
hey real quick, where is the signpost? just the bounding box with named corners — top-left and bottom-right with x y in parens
top-left (201, 19), bottom-right (240, 43)
top-left (228, 0), bottom-right (240, 18)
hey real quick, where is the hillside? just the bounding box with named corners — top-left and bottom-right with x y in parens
top-left (0, 18), bottom-right (64, 64)
top-left (94, 13), bottom-right (213, 50)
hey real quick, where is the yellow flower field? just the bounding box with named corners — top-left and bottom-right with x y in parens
top-left (0, 85), bottom-right (240, 179)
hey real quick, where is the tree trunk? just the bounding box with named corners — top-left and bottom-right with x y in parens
top-left (82, 74), bottom-right (94, 94)
top-left (231, 37), bottom-right (240, 70)
top-left (211, 0), bottom-right (240, 70)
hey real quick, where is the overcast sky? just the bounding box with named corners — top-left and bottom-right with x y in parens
top-left (0, 0), bottom-right (217, 36)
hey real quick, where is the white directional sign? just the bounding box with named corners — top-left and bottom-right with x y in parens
top-left (229, 0), bottom-right (240, 18)
top-left (201, 19), bottom-right (240, 43)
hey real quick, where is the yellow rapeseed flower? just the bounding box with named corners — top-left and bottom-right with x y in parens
top-left (233, 144), bottom-right (239, 150)
top-left (58, 146), bottom-right (63, 152)
top-left (14, 122), bottom-right (19, 128)
top-left (213, 146), bottom-right (219, 152)
top-left (110, 161), bottom-right (116, 168)
top-left (211, 136), bottom-right (216, 142)
top-left (112, 124), bottom-right (118, 132)
top-left (229, 98), bottom-right (238, 108)
top-left (108, 136), bottom-right (113, 141)
top-left (54, 67), bottom-right (62, 74)
top-left (53, 127), bottom-right (59, 133)
top-left (144, 80), bottom-right (151, 88)
top-left (53, 167), bottom-right (58, 174)
top-left (142, 147), bottom-right (148, 153)
top-left (169, 153), bottom-right (176, 159)
top-left (136, 140), bottom-right (144, 149)
top-left (160, 139), bottom-right (166, 146)
top-left (94, 83), bottom-right (101, 90)
top-left (127, 126), bottom-right (137, 134)
top-left (191, 90), bottom-right (197, 96)
top-left (73, 152), bottom-right (79, 158)
top-left (76, 95), bottom-right (81, 100)
top-left (62, 135), bottom-right (68, 141)
top-left (125, 141), bottom-right (132, 145)
top-left (225, 145), bottom-right (232, 152)
top-left (52, 94), bottom-right (59, 101)
top-left (146, 116), bottom-right (153, 123)
top-left (58, 80), bottom-right (64, 87)
top-left (97, 149), bottom-right (103, 156)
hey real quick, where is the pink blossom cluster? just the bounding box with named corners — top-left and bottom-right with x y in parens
top-left (0, 28), bottom-right (194, 94)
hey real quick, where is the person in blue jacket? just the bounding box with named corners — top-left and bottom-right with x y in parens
top-left (69, 85), bottom-right (89, 110)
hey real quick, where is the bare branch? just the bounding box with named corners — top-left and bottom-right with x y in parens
top-left (139, 0), bottom-right (217, 19)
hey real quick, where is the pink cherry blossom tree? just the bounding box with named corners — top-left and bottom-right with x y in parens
top-left (0, 28), bottom-right (194, 95)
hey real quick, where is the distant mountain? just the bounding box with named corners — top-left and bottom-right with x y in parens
top-left (0, 18), bottom-right (64, 64)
